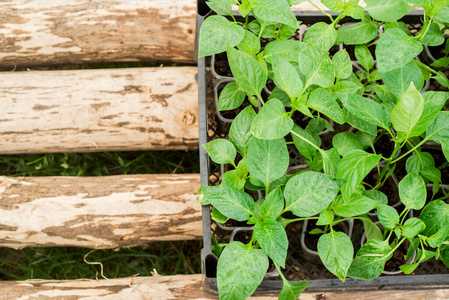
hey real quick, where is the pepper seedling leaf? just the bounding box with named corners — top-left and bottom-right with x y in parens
top-left (284, 172), bottom-right (343, 217)
top-left (217, 242), bottom-right (269, 300)
top-left (198, 15), bottom-right (245, 57)
top-left (202, 139), bottom-right (236, 165)
top-left (318, 230), bottom-right (354, 282)
top-left (251, 99), bottom-right (294, 140)
top-left (247, 137), bottom-right (289, 190)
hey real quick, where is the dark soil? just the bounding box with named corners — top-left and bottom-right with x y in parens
top-left (266, 79), bottom-right (275, 92)
top-left (369, 133), bottom-right (395, 159)
top-left (233, 230), bottom-right (253, 244)
top-left (384, 242), bottom-right (408, 272)
top-left (363, 168), bottom-right (401, 207)
top-left (213, 52), bottom-right (232, 77)
top-left (303, 220), bottom-right (321, 251)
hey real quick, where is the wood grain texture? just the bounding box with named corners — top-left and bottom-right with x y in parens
top-left (0, 1), bottom-right (197, 67)
top-left (0, 174), bottom-right (202, 249)
top-left (0, 67), bottom-right (199, 154)
top-left (0, 274), bottom-right (447, 299)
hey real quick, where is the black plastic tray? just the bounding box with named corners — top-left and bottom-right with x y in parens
top-left (196, 2), bottom-right (449, 295)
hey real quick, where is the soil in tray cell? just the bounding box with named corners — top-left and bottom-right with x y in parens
top-left (214, 52), bottom-right (232, 77)
top-left (384, 241), bottom-right (408, 272)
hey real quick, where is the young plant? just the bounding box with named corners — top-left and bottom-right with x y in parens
top-left (199, 0), bottom-right (449, 299)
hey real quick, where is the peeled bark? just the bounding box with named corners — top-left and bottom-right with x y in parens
top-left (0, 67), bottom-right (199, 154)
top-left (0, 174), bottom-right (202, 249)
top-left (0, 1), bottom-right (197, 67)
top-left (0, 274), bottom-right (447, 299)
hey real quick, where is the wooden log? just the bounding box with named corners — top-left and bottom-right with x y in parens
top-left (0, 174), bottom-right (202, 249)
top-left (0, 1), bottom-right (197, 67)
top-left (0, 67), bottom-right (199, 154)
top-left (0, 274), bottom-right (448, 299)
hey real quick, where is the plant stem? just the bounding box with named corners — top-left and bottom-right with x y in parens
top-left (281, 217), bottom-right (319, 227)
top-left (307, 0), bottom-right (334, 22)
top-left (290, 130), bottom-right (329, 174)
top-left (391, 138), bottom-right (428, 164)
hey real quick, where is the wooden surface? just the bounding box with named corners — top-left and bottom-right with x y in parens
top-left (0, 67), bottom-right (199, 154)
top-left (0, 274), bottom-right (448, 299)
top-left (0, 174), bottom-right (202, 249)
top-left (0, 1), bottom-right (197, 67)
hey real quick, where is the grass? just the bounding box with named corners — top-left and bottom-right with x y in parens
top-left (0, 150), bottom-right (202, 281)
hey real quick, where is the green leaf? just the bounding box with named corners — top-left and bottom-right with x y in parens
top-left (376, 28), bottom-right (423, 73)
top-left (317, 207), bottom-right (335, 226)
top-left (272, 54), bottom-right (304, 98)
top-left (298, 46), bottom-right (335, 88)
top-left (222, 169), bottom-right (246, 190)
top-left (434, 2), bottom-right (449, 23)
top-left (247, 138), bottom-right (289, 189)
top-left (355, 45), bottom-right (374, 72)
top-left (431, 57), bottom-right (449, 68)
top-left (308, 88), bottom-right (346, 124)
top-left (227, 44), bottom-right (267, 97)
top-left (348, 239), bottom-right (392, 280)
top-left (401, 218), bottom-right (426, 239)
top-left (247, 20), bottom-right (276, 38)
top-left (339, 93), bottom-right (391, 130)
top-left (332, 193), bottom-right (379, 217)
top-left (211, 207), bottom-right (229, 224)
top-left (363, 218), bottom-right (384, 241)
top-left (426, 111), bottom-right (449, 146)
top-left (377, 204), bottom-right (399, 229)
top-left (259, 186), bottom-right (284, 219)
top-left (269, 87), bottom-right (292, 107)
top-left (337, 20), bottom-right (378, 45)
top-left (263, 40), bottom-right (306, 64)
top-left (199, 15), bottom-right (245, 57)
top-left (217, 242), bottom-right (269, 300)
top-left (253, 0), bottom-right (298, 28)
top-left (332, 132), bottom-right (364, 157)
top-left (278, 23), bottom-right (299, 40)
top-left (381, 60), bottom-right (424, 99)
top-left (391, 82), bottom-right (424, 139)
top-left (254, 219), bottom-right (288, 267)
top-left (333, 49), bottom-right (353, 80)
top-left (410, 92), bottom-right (449, 137)
top-left (421, 23), bottom-right (445, 46)
top-left (333, 80), bottom-right (364, 96)
top-left (202, 139), bottom-right (236, 165)
top-left (400, 263), bottom-right (419, 274)
top-left (318, 231), bottom-right (354, 282)
top-left (440, 244), bottom-right (449, 268)
top-left (303, 22), bottom-right (337, 52)
top-left (406, 151), bottom-right (435, 173)
top-left (206, 0), bottom-right (238, 16)
top-left (251, 99), bottom-right (293, 140)
top-left (365, 190), bottom-right (388, 205)
top-left (420, 166), bottom-right (441, 184)
top-left (365, 0), bottom-right (413, 22)
top-left (284, 172), bottom-right (343, 217)
top-left (229, 106), bottom-right (256, 156)
top-left (291, 125), bottom-right (320, 160)
top-left (399, 172), bottom-right (426, 210)
top-left (424, 226), bottom-right (449, 248)
top-left (322, 0), bottom-right (364, 18)
top-left (237, 30), bottom-right (261, 57)
top-left (218, 81), bottom-right (246, 111)
top-left (337, 150), bottom-right (382, 200)
top-left (202, 185), bottom-right (254, 221)
top-left (419, 200), bottom-right (449, 237)
top-left (279, 280), bottom-right (309, 300)
top-left (343, 108), bottom-right (377, 136)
